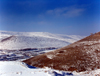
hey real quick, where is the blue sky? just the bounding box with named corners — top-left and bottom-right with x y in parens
top-left (0, 0), bottom-right (100, 35)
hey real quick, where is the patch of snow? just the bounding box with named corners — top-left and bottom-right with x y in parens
top-left (46, 54), bottom-right (55, 59)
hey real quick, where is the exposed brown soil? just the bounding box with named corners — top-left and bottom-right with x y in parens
top-left (23, 32), bottom-right (100, 72)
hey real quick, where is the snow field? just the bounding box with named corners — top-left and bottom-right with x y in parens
top-left (0, 61), bottom-right (52, 76)
top-left (0, 61), bottom-right (100, 76)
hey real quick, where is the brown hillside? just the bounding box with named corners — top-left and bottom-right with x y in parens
top-left (23, 32), bottom-right (100, 72)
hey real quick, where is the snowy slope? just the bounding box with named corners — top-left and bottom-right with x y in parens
top-left (0, 31), bottom-right (85, 50)
top-left (0, 61), bottom-right (100, 76)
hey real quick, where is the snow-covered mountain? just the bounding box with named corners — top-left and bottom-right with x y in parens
top-left (0, 31), bottom-right (85, 50)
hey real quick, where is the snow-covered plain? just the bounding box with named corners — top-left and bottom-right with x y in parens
top-left (0, 61), bottom-right (100, 76)
top-left (0, 49), bottom-right (56, 61)
top-left (0, 31), bottom-right (85, 50)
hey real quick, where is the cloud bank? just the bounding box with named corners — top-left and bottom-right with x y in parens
top-left (46, 6), bottom-right (85, 17)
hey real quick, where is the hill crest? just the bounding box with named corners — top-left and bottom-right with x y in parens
top-left (23, 32), bottom-right (100, 72)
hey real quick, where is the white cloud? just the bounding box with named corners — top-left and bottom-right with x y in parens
top-left (46, 6), bottom-right (85, 17)
top-left (63, 8), bottom-right (85, 17)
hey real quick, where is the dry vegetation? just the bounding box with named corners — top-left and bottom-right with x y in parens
top-left (23, 32), bottom-right (100, 72)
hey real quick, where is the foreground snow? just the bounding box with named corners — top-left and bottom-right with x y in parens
top-left (0, 61), bottom-right (51, 76)
top-left (0, 61), bottom-right (100, 76)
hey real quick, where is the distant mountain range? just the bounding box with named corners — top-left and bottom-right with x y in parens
top-left (23, 32), bottom-right (100, 72)
top-left (0, 31), bottom-right (85, 50)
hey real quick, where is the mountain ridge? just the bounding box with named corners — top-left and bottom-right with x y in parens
top-left (0, 31), bottom-right (85, 50)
